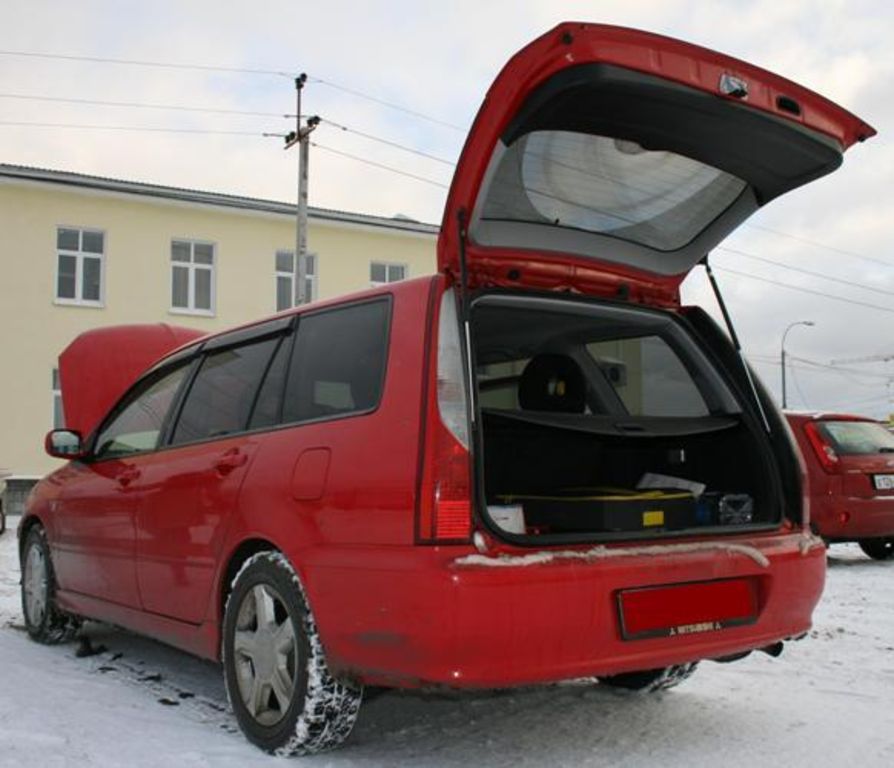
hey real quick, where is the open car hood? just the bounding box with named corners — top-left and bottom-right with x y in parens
top-left (58, 323), bottom-right (205, 438)
top-left (439, 23), bottom-right (875, 302)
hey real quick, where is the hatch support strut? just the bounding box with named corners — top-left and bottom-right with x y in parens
top-left (457, 209), bottom-right (478, 425)
top-left (701, 256), bottom-right (772, 434)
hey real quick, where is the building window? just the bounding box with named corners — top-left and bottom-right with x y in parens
top-left (55, 227), bottom-right (104, 306)
top-left (171, 240), bottom-right (215, 315)
top-left (52, 368), bottom-right (64, 428)
top-left (370, 262), bottom-right (406, 287)
top-left (275, 250), bottom-right (317, 311)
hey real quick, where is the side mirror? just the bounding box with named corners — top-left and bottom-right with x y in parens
top-left (45, 429), bottom-right (86, 460)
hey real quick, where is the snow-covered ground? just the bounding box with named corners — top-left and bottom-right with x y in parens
top-left (1, 526), bottom-right (893, 767)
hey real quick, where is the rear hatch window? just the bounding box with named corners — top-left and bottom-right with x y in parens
top-left (480, 130), bottom-right (748, 253)
top-left (818, 420), bottom-right (894, 456)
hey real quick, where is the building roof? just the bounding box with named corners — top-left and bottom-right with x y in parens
top-left (0, 163), bottom-right (440, 236)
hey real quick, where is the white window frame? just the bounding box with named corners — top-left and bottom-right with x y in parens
top-left (169, 238), bottom-right (216, 317)
top-left (54, 226), bottom-right (105, 308)
top-left (52, 367), bottom-right (64, 429)
top-left (275, 250), bottom-right (317, 310)
top-left (370, 261), bottom-right (407, 288)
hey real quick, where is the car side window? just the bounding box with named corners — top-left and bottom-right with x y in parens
top-left (282, 299), bottom-right (390, 424)
top-left (248, 335), bottom-right (293, 430)
top-left (93, 361), bottom-right (193, 460)
top-left (170, 337), bottom-right (279, 446)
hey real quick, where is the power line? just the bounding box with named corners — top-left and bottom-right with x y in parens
top-left (0, 49), bottom-right (464, 132)
top-left (748, 356), bottom-right (889, 386)
top-left (318, 118), bottom-right (455, 165)
top-left (716, 245), bottom-right (894, 298)
top-left (712, 266), bottom-right (894, 316)
top-left (787, 354), bottom-right (894, 380)
top-left (0, 91), bottom-right (296, 118)
top-left (0, 48), bottom-right (294, 77)
top-left (310, 142), bottom-right (449, 188)
top-left (743, 222), bottom-right (894, 270)
top-left (0, 120), bottom-right (269, 136)
top-left (309, 77), bottom-right (465, 131)
top-left (790, 363), bottom-right (810, 409)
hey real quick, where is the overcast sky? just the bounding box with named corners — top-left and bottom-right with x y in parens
top-left (3, 0), bottom-right (894, 416)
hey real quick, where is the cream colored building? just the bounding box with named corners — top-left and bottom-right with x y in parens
top-left (0, 164), bottom-right (438, 509)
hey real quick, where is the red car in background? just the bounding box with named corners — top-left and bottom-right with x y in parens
top-left (786, 413), bottom-right (894, 560)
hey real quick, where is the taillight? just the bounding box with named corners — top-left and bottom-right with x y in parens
top-left (417, 288), bottom-right (472, 544)
top-left (804, 422), bottom-right (840, 473)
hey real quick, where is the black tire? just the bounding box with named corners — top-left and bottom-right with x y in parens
top-left (858, 538), bottom-right (894, 561)
top-left (598, 663), bottom-right (699, 692)
top-left (20, 526), bottom-right (81, 643)
top-left (222, 551), bottom-right (362, 756)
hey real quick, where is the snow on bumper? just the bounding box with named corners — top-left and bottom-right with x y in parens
top-left (307, 532), bottom-right (826, 689)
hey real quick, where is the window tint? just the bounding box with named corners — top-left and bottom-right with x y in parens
top-left (477, 359), bottom-right (528, 410)
top-left (248, 336), bottom-right (292, 430)
top-left (283, 300), bottom-right (389, 423)
top-left (94, 362), bottom-right (191, 459)
top-left (171, 338), bottom-right (279, 445)
top-left (480, 131), bottom-right (746, 252)
top-left (473, 300), bottom-right (733, 419)
top-left (587, 336), bottom-right (708, 417)
top-left (819, 421), bottom-right (894, 456)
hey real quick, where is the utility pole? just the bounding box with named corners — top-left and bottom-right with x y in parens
top-left (284, 74), bottom-right (319, 305)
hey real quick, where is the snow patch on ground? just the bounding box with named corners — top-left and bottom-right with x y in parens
top-left (1, 527), bottom-right (893, 766)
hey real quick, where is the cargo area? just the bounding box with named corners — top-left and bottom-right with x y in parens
top-left (472, 294), bottom-right (781, 542)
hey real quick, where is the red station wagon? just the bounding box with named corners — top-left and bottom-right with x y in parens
top-left (20, 23), bottom-right (874, 755)
top-left (786, 412), bottom-right (894, 560)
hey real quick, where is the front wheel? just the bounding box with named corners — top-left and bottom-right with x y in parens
top-left (598, 663), bottom-right (699, 692)
top-left (20, 526), bottom-right (81, 643)
top-left (859, 538), bottom-right (894, 561)
top-left (222, 551), bottom-right (362, 756)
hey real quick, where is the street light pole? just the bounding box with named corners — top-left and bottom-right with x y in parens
top-left (781, 320), bottom-right (815, 409)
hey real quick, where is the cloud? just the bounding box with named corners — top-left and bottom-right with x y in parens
top-left (3, 0), bottom-right (893, 415)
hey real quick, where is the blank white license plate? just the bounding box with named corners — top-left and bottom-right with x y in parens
top-left (873, 474), bottom-right (894, 490)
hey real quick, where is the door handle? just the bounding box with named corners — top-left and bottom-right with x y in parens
top-left (214, 448), bottom-right (247, 476)
top-left (117, 467), bottom-right (141, 487)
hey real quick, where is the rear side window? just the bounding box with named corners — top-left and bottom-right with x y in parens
top-left (171, 338), bottom-right (279, 445)
top-left (93, 361), bottom-right (192, 459)
top-left (819, 420), bottom-right (894, 456)
top-left (248, 336), bottom-right (292, 430)
top-left (283, 300), bottom-right (390, 423)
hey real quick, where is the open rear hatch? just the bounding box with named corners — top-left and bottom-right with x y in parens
top-left (439, 23), bottom-right (874, 301)
top-left (436, 24), bottom-right (874, 544)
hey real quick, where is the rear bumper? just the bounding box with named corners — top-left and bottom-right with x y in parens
top-left (811, 494), bottom-right (894, 540)
top-left (303, 531), bottom-right (826, 688)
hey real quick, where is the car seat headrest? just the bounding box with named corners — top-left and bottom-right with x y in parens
top-left (518, 354), bottom-right (586, 413)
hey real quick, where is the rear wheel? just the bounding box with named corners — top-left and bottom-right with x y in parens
top-left (20, 526), bottom-right (81, 643)
top-left (598, 663), bottom-right (699, 692)
top-left (222, 551), bottom-right (362, 755)
top-left (859, 538), bottom-right (894, 561)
